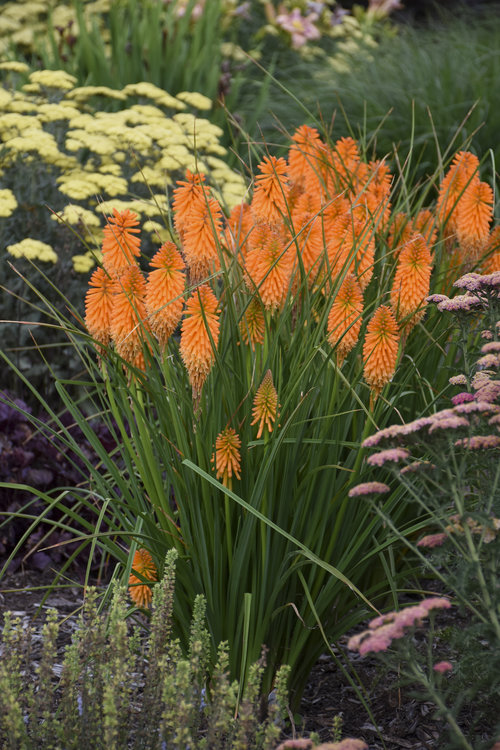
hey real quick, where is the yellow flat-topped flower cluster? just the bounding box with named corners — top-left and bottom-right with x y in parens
top-left (0, 65), bottom-right (247, 272)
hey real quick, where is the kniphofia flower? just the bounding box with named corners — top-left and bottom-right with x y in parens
top-left (291, 191), bottom-right (324, 281)
top-left (327, 273), bottom-right (364, 364)
top-left (102, 208), bottom-right (141, 275)
top-left (172, 170), bottom-right (207, 237)
top-left (390, 233), bottom-right (433, 332)
top-left (214, 427), bottom-right (242, 488)
top-left (84, 267), bottom-right (114, 347)
top-left (436, 150), bottom-right (479, 232)
top-left (363, 305), bottom-right (399, 396)
top-left (251, 155), bottom-right (290, 224)
top-left (145, 242), bottom-right (186, 349)
top-left (179, 284), bottom-right (220, 400)
top-left (251, 370), bottom-right (278, 439)
top-left (482, 225), bottom-right (500, 273)
top-left (456, 179), bottom-right (494, 263)
top-left (182, 194), bottom-right (223, 283)
top-left (287, 124), bottom-right (326, 194)
top-left (110, 264), bottom-right (150, 369)
top-left (244, 222), bottom-right (294, 310)
top-left (239, 297), bottom-right (265, 348)
top-left (225, 201), bottom-right (255, 262)
top-left (128, 548), bottom-right (157, 608)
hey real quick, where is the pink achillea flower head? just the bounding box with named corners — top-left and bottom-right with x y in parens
top-left (451, 392), bottom-right (475, 405)
top-left (420, 597), bottom-right (452, 613)
top-left (348, 481), bottom-right (390, 497)
top-left (482, 341), bottom-right (500, 354)
top-left (477, 353), bottom-right (500, 370)
top-left (366, 447), bottom-right (409, 466)
top-left (453, 401), bottom-right (500, 415)
top-left (427, 293), bottom-right (449, 304)
top-left (449, 374), bottom-right (468, 386)
top-left (428, 415), bottom-right (469, 433)
top-left (400, 460), bottom-right (436, 475)
top-left (455, 435), bottom-right (500, 449)
top-left (437, 294), bottom-right (483, 314)
top-left (417, 532), bottom-right (447, 548)
top-left (434, 661), bottom-right (453, 674)
top-left (454, 272), bottom-right (483, 291)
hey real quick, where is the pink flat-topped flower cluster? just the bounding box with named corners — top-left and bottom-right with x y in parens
top-left (347, 597), bottom-right (452, 655)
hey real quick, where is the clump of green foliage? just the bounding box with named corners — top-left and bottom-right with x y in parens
top-left (0, 550), bottom-right (291, 749)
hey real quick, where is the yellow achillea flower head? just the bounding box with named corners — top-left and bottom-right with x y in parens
top-left (327, 274), bottom-right (364, 365)
top-left (213, 427), bottom-right (242, 488)
top-left (390, 233), bottom-right (433, 331)
top-left (85, 267), bottom-right (114, 347)
top-left (0, 188), bottom-right (18, 217)
top-left (251, 155), bottom-right (290, 224)
top-left (146, 242), bottom-right (186, 349)
top-left (363, 305), bottom-right (399, 397)
top-left (111, 265), bottom-right (150, 369)
top-left (102, 208), bottom-right (141, 275)
top-left (128, 548), bottom-right (157, 608)
top-left (251, 370), bottom-right (278, 439)
top-left (182, 194), bottom-right (223, 284)
top-left (456, 179), bottom-right (494, 263)
top-left (180, 284), bottom-right (220, 400)
top-left (244, 223), bottom-right (294, 311)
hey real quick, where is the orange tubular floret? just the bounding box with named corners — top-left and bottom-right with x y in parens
top-left (179, 284), bottom-right (220, 400)
top-left (456, 179), bottom-right (494, 263)
top-left (363, 305), bottom-right (399, 396)
top-left (172, 170), bottom-right (207, 237)
top-left (110, 265), bottom-right (150, 367)
top-left (291, 191), bottom-right (324, 281)
top-left (436, 150), bottom-right (480, 232)
top-left (288, 124), bottom-right (326, 194)
top-left (390, 233), bottom-right (433, 331)
top-left (244, 223), bottom-right (294, 310)
top-left (327, 273), bottom-right (364, 365)
top-left (225, 201), bottom-right (255, 262)
top-left (128, 548), bottom-right (158, 608)
top-left (85, 267), bottom-right (114, 347)
top-left (481, 225), bottom-right (500, 273)
top-left (182, 194), bottom-right (223, 284)
top-left (251, 155), bottom-right (290, 224)
top-left (239, 297), bottom-right (265, 348)
top-left (146, 242), bottom-right (186, 349)
top-left (251, 370), bottom-right (278, 439)
top-left (214, 427), bottom-right (242, 487)
top-left (102, 208), bottom-right (141, 275)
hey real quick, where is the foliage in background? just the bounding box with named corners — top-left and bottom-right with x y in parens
top-left (350, 270), bottom-right (500, 749)
top-left (0, 550), bottom-right (292, 749)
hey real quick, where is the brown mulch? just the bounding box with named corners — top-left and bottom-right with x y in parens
top-left (0, 566), bottom-right (457, 750)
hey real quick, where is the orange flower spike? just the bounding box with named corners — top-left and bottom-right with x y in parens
top-left (481, 225), bottom-right (500, 273)
top-left (437, 150), bottom-right (480, 231)
top-left (239, 297), bottom-right (265, 348)
top-left (390, 233), bottom-right (433, 331)
top-left (146, 242), bottom-right (186, 349)
top-left (456, 179), bottom-right (494, 263)
top-left (102, 208), bottom-right (141, 275)
top-left (214, 427), bottom-right (242, 488)
top-left (327, 274), bottom-right (364, 365)
top-left (111, 265), bottom-right (150, 367)
top-left (128, 548), bottom-right (158, 608)
top-left (172, 170), bottom-right (207, 237)
top-left (251, 370), bottom-right (279, 440)
top-left (179, 284), bottom-right (220, 400)
top-left (225, 201), bottom-right (255, 262)
top-left (251, 155), bottom-right (290, 224)
top-left (182, 194), bottom-right (223, 284)
top-left (85, 267), bottom-right (114, 347)
top-left (363, 305), bottom-right (400, 397)
top-left (244, 223), bottom-right (294, 311)
top-left (291, 191), bottom-right (324, 280)
top-left (288, 124), bottom-right (326, 194)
